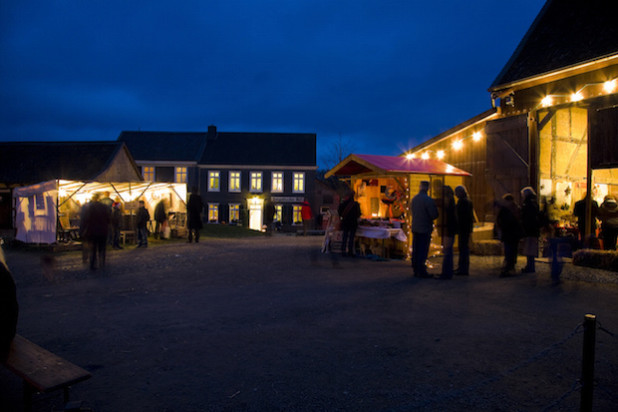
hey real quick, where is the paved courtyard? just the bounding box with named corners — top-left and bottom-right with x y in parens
top-left (1, 235), bottom-right (617, 411)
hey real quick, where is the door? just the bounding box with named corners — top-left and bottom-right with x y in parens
top-left (247, 197), bottom-right (263, 231)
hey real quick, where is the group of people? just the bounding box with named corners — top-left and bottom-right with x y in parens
top-left (411, 181), bottom-right (474, 279)
top-left (573, 193), bottom-right (618, 251)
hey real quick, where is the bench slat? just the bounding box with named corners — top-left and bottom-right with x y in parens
top-left (5, 335), bottom-right (91, 393)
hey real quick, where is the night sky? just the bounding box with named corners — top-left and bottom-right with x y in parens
top-left (0, 0), bottom-right (546, 169)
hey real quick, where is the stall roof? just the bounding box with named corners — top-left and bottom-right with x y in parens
top-left (325, 154), bottom-right (472, 178)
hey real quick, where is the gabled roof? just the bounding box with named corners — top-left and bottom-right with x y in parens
top-left (0, 141), bottom-right (138, 185)
top-left (325, 154), bottom-right (471, 178)
top-left (490, 0), bottom-right (618, 91)
top-left (118, 131), bottom-right (206, 163)
top-left (200, 131), bottom-right (316, 167)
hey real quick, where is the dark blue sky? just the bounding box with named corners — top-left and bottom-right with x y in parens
top-left (0, 0), bottom-right (545, 169)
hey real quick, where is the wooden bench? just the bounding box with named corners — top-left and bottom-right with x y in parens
top-left (3, 335), bottom-right (92, 411)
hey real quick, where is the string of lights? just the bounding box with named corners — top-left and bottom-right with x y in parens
top-left (405, 130), bottom-right (483, 161)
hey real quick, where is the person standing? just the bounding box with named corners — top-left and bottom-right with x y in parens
top-left (111, 201), bottom-right (123, 249)
top-left (154, 199), bottom-right (167, 239)
top-left (598, 195), bottom-right (618, 250)
top-left (264, 198), bottom-right (276, 236)
top-left (454, 185), bottom-right (474, 276)
top-left (496, 193), bottom-right (522, 277)
top-left (338, 191), bottom-right (361, 257)
top-left (301, 200), bottom-right (313, 236)
top-left (573, 192), bottom-right (599, 247)
top-left (411, 181), bottom-right (439, 278)
top-left (187, 187), bottom-right (204, 243)
top-left (136, 200), bottom-right (150, 248)
top-left (520, 187), bottom-right (541, 273)
top-left (438, 186), bottom-right (457, 279)
top-left (83, 193), bottom-right (111, 269)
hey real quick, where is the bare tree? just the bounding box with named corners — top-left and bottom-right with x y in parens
top-left (321, 134), bottom-right (356, 171)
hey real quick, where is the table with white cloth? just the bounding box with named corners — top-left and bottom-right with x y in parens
top-left (355, 226), bottom-right (408, 258)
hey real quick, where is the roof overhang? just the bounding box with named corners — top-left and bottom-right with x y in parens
top-left (325, 154), bottom-right (471, 178)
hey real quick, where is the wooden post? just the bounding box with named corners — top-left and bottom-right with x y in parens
top-left (580, 314), bottom-right (596, 412)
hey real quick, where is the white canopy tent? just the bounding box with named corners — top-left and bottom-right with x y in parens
top-left (13, 179), bottom-right (187, 244)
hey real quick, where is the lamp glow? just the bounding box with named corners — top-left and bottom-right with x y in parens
top-left (421, 152), bottom-right (429, 160)
top-left (405, 153), bottom-right (415, 160)
top-left (452, 140), bottom-right (463, 151)
top-left (437, 150), bottom-right (445, 159)
top-left (541, 96), bottom-right (553, 107)
top-left (604, 79), bottom-right (616, 93)
top-left (571, 91), bottom-right (583, 102)
top-left (472, 131), bottom-right (482, 142)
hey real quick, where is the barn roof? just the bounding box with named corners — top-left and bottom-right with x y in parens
top-left (490, 0), bottom-right (618, 91)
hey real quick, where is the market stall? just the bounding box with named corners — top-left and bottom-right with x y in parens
top-left (325, 154), bottom-right (472, 258)
top-left (13, 179), bottom-right (187, 244)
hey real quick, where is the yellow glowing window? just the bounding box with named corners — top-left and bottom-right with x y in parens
top-left (271, 172), bottom-right (283, 192)
top-left (250, 172), bottom-right (262, 192)
top-left (275, 205), bottom-right (282, 222)
top-left (229, 171), bottom-right (241, 192)
top-left (293, 205), bottom-right (302, 224)
top-left (293, 172), bottom-right (304, 193)
top-left (175, 167), bottom-right (187, 183)
top-left (142, 166), bottom-right (154, 182)
top-left (208, 203), bottom-right (219, 221)
top-left (229, 204), bottom-right (240, 222)
top-left (208, 171), bottom-right (220, 192)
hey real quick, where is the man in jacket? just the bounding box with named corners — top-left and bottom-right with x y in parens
top-left (136, 200), bottom-right (151, 248)
top-left (187, 187), bottom-right (204, 243)
top-left (411, 181), bottom-right (439, 278)
top-left (455, 185), bottom-right (474, 276)
top-left (338, 191), bottom-right (361, 257)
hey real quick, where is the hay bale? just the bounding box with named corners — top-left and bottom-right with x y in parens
top-left (471, 240), bottom-right (503, 256)
top-left (572, 249), bottom-right (618, 272)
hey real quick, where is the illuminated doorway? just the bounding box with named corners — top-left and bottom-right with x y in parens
top-left (248, 197), bottom-right (263, 231)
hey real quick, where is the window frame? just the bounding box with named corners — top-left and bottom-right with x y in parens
top-left (142, 166), bottom-right (155, 182)
top-left (208, 203), bottom-right (219, 222)
top-left (208, 170), bottom-right (221, 192)
top-left (175, 166), bottom-right (187, 183)
top-left (250, 171), bottom-right (263, 193)
top-left (229, 203), bottom-right (240, 223)
top-left (229, 171), bottom-right (241, 193)
top-left (271, 171), bottom-right (284, 193)
top-left (293, 172), bottom-right (305, 193)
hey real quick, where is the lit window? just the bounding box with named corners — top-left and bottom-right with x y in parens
top-left (229, 171), bottom-right (241, 192)
top-left (142, 166), bottom-right (154, 182)
top-left (229, 204), bottom-right (240, 222)
top-left (175, 167), bottom-right (187, 183)
top-left (208, 203), bottom-right (219, 222)
top-left (250, 172), bottom-right (262, 192)
top-left (293, 172), bottom-right (305, 193)
top-left (271, 172), bottom-right (283, 193)
top-left (293, 205), bottom-right (302, 224)
top-left (208, 171), bottom-right (220, 192)
top-left (274, 205), bottom-right (282, 222)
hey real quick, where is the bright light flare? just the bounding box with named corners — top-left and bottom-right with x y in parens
top-left (405, 152), bottom-right (415, 160)
top-left (571, 91), bottom-right (583, 102)
top-left (421, 152), bottom-right (429, 160)
top-left (452, 140), bottom-right (463, 151)
top-left (472, 131), bottom-right (482, 142)
top-left (436, 150), bottom-right (445, 159)
top-left (541, 96), bottom-right (553, 107)
top-left (604, 79), bottom-right (616, 93)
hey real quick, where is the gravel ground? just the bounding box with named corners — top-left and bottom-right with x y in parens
top-left (1, 235), bottom-right (617, 412)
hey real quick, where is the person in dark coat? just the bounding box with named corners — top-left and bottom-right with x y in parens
top-left (264, 198), bottom-right (276, 236)
top-left (411, 181), bottom-right (439, 278)
top-left (187, 187), bottom-right (204, 243)
top-left (82, 193), bottom-right (111, 270)
top-left (439, 186), bottom-right (457, 279)
top-left (338, 191), bottom-right (361, 257)
top-left (496, 193), bottom-right (522, 277)
top-left (520, 186), bottom-right (541, 273)
top-left (111, 201), bottom-right (123, 249)
top-left (454, 185), bottom-right (474, 276)
top-left (154, 199), bottom-right (167, 239)
top-left (573, 193), bottom-right (599, 247)
top-left (598, 195), bottom-right (618, 250)
top-left (0, 242), bottom-right (18, 362)
top-left (136, 200), bottom-right (151, 248)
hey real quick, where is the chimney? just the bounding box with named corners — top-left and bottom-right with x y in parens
top-left (207, 125), bottom-right (217, 140)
